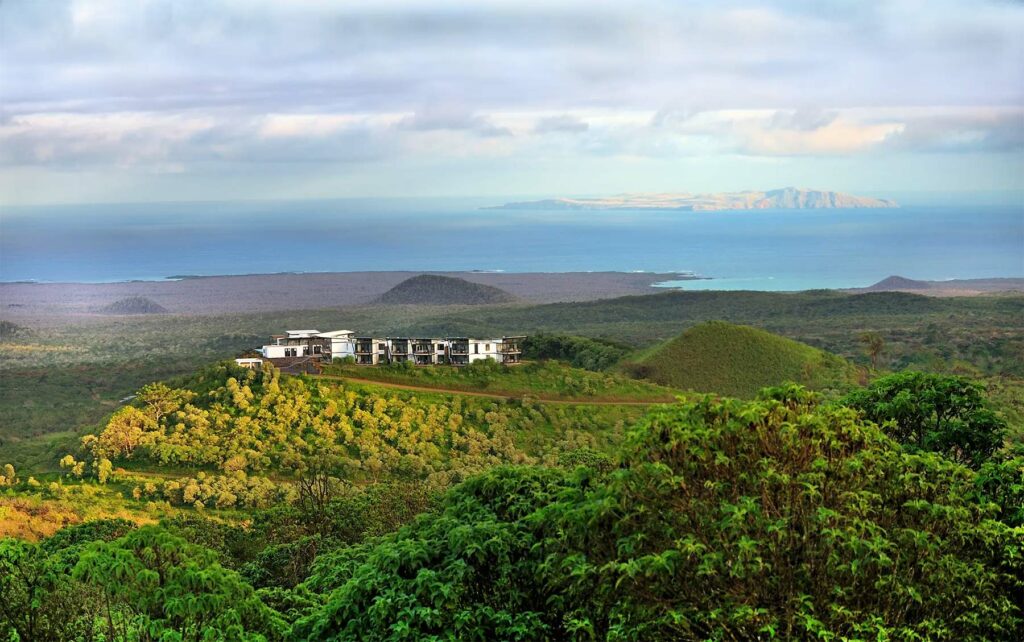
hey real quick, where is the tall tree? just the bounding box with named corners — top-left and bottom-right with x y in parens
top-left (858, 331), bottom-right (885, 369)
top-left (843, 371), bottom-right (1007, 468)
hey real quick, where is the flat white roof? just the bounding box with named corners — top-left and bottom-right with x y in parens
top-left (286, 329), bottom-right (321, 337)
top-left (317, 330), bottom-right (355, 338)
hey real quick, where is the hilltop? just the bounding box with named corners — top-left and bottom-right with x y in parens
top-left (625, 321), bottom-right (859, 398)
top-left (379, 274), bottom-right (516, 305)
top-left (864, 275), bottom-right (933, 291)
top-left (97, 296), bottom-right (168, 315)
top-left (490, 187), bottom-right (897, 211)
top-left (845, 275), bottom-right (1024, 296)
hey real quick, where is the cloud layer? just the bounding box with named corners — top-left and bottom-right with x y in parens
top-left (1, 0), bottom-right (1022, 203)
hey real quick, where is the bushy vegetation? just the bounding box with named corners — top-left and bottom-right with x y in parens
top-left (4, 384), bottom-right (1021, 640)
top-left (843, 371), bottom-right (1008, 468)
top-left (625, 321), bottom-right (861, 398)
top-left (323, 358), bottom-right (673, 401)
top-left (61, 362), bottom-right (645, 507)
top-left (521, 333), bottom-right (631, 371)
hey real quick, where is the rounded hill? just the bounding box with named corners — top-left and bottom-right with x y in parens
top-left (379, 275), bottom-right (516, 305)
top-left (625, 321), bottom-right (859, 398)
top-left (97, 296), bottom-right (169, 315)
top-left (864, 275), bottom-right (932, 291)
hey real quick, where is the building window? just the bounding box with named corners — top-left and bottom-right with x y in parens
top-left (485, 344), bottom-right (490, 351)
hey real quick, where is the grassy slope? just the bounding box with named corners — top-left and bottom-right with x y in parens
top-left (629, 321), bottom-right (861, 399)
top-left (320, 361), bottom-right (677, 402)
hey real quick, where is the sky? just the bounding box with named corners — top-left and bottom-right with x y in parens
top-left (1, 0), bottom-right (1023, 206)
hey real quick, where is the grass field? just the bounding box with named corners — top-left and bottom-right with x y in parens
top-left (625, 321), bottom-right (862, 398)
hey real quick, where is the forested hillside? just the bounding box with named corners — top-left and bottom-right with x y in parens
top-left (2, 377), bottom-right (1021, 640)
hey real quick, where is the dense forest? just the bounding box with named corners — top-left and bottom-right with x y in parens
top-left (1, 354), bottom-right (1022, 639)
top-left (2, 291), bottom-right (1024, 639)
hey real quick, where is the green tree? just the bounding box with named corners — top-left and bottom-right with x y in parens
top-left (293, 388), bottom-right (1023, 641)
top-left (971, 456), bottom-right (1024, 527)
top-left (293, 467), bottom-right (572, 640)
top-left (94, 457), bottom-right (114, 484)
top-left (136, 382), bottom-right (195, 422)
top-left (73, 526), bottom-right (285, 641)
top-left (858, 331), bottom-right (885, 368)
top-left (0, 539), bottom-right (67, 641)
top-left (0, 520), bottom-right (136, 641)
top-left (843, 371), bottom-right (1007, 468)
top-left (91, 406), bottom-right (155, 460)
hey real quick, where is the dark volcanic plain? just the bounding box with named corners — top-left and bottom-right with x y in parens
top-left (0, 271), bottom-right (686, 321)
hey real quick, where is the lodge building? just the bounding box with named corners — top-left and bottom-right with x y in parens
top-left (257, 330), bottom-right (524, 366)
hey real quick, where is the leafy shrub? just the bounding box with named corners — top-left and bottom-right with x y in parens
top-left (292, 387), bottom-right (1023, 640)
top-left (522, 333), bottom-right (630, 371)
top-left (843, 371), bottom-right (1007, 468)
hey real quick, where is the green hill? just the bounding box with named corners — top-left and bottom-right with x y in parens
top-left (379, 274), bottom-right (516, 305)
top-left (626, 321), bottom-right (859, 398)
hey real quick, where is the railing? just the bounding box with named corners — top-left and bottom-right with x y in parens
top-left (412, 346), bottom-right (433, 354)
top-left (355, 345), bottom-right (373, 354)
top-left (450, 348), bottom-right (469, 354)
top-left (499, 346), bottom-right (521, 353)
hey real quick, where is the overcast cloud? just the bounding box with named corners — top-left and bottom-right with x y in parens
top-left (0, 0), bottom-right (1022, 204)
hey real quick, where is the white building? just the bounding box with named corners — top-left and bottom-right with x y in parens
top-left (260, 331), bottom-right (523, 366)
top-left (260, 329), bottom-right (355, 359)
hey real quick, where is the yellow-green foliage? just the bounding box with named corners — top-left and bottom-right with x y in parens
top-left (0, 484), bottom-right (162, 541)
top-left (627, 321), bottom-right (860, 398)
top-left (80, 362), bottom-right (645, 501)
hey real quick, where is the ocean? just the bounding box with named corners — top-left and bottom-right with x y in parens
top-left (1, 199), bottom-right (1021, 289)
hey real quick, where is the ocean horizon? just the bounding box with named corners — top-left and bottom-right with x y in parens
top-left (2, 199), bottom-right (1022, 290)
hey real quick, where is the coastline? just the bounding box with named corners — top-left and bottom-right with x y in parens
top-left (0, 270), bottom-right (693, 319)
top-left (3, 270), bottom-right (1022, 324)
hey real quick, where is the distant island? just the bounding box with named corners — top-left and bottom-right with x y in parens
top-left (489, 187), bottom-right (898, 211)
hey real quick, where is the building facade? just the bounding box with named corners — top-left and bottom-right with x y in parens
top-left (260, 330), bottom-right (523, 366)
